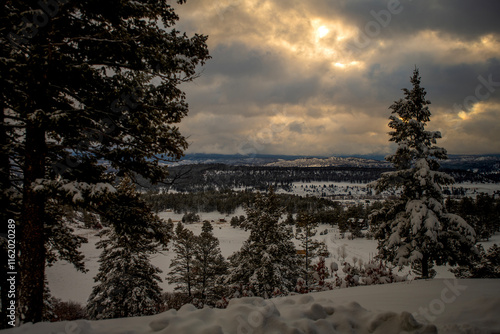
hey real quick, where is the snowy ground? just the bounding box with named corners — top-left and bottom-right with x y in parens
top-left (4, 279), bottom-right (500, 334)
top-left (46, 210), bottom-right (380, 305)
top-left (17, 196), bottom-right (500, 334)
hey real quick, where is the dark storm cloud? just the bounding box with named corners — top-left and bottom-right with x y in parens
top-left (187, 42), bottom-right (324, 108)
top-left (316, 0), bottom-right (500, 41)
top-left (207, 43), bottom-right (285, 79)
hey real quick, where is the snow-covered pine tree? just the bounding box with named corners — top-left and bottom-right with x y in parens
top-left (285, 212), bottom-right (295, 225)
top-left (168, 222), bottom-right (197, 299)
top-left (44, 202), bottom-right (88, 273)
top-left (295, 211), bottom-right (324, 289)
top-left (42, 276), bottom-right (55, 322)
top-left (192, 221), bottom-right (228, 305)
top-left (225, 187), bottom-right (303, 298)
top-left (369, 68), bottom-right (476, 278)
top-left (2, 0), bottom-right (209, 322)
top-left (86, 177), bottom-right (171, 320)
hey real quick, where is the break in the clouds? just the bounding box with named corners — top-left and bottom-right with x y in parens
top-left (172, 0), bottom-right (500, 156)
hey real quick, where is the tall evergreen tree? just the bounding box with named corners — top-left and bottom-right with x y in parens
top-left (86, 177), bottom-right (171, 320)
top-left (369, 68), bottom-right (476, 278)
top-left (192, 221), bottom-right (228, 305)
top-left (225, 187), bottom-right (302, 298)
top-left (1, 0), bottom-right (209, 323)
top-left (168, 222), bottom-right (197, 298)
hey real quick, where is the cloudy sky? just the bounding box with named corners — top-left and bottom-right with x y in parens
top-left (172, 0), bottom-right (500, 157)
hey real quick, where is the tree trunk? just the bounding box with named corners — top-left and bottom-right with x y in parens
top-left (186, 253), bottom-right (192, 297)
top-left (305, 237), bottom-right (309, 288)
top-left (202, 257), bottom-right (207, 300)
top-left (0, 106), bottom-right (10, 329)
top-left (421, 253), bottom-right (429, 279)
top-left (0, 106), bottom-right (10, 213)
top-left (18, 121), bottom-right (46, 324)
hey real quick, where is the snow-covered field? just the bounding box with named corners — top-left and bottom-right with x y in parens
top-left (282, 181), bottom-right (500, 199)
top-left (11, 201), bottom-right (497, 334)
top-left (5, 279), bottom-right (500, 333)
top-left (45, 210), bottom-right (380, 305)
top-left (46, 207), bottom-right (495, 304)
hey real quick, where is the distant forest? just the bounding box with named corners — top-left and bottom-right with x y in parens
top-left (137, 164), bottom-right (500, 192)
top-left (142, 189), bottom-right (341, 216)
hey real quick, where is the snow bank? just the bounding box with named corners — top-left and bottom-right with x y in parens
top-left (3, 297), bottom-right (434, 334)
top-left (4, 279), bottom-right (499, 334)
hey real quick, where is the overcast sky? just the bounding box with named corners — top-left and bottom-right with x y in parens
top-left (172, 0), bottom-right (500, 157)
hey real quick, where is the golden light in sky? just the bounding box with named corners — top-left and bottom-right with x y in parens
top-left (317, 25), bottom-right (329, 39)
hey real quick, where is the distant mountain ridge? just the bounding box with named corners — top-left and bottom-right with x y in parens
top-left (178, 153), bottom-right (322, 165)
top-left (176, 153), bottom-right (500, 172)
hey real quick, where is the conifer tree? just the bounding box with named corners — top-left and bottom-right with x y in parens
top-left (168, 222), bottom-right (197, 298)
top-left (86, 177), bottom-right (171, 320)
top-left (193, 221), bottom-right (228, 305)
top-left (295, 211), bottom-right (324, 288)
top-left (225, 187), bottom-right (302, 298)
top-left (369, 68), bottom-right (476, 278)
top-left (1, 0), bottom-right (209, 322)
top-left (451, 244), bottom-right (500, 278)
top-left (42, 276), bottom-right (55, 322)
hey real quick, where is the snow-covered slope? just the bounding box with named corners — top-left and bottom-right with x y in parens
top-left (3, 279), bottom-right (499, 334)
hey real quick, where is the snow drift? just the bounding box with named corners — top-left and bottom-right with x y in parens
top-left (3, 279), bottom-right (499, 334)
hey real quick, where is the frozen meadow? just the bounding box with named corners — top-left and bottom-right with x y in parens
top-left (47, 204), bottom-right (497, 305)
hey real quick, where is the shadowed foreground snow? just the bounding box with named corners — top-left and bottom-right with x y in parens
top-left (4, 279), bottom-right (499, 334)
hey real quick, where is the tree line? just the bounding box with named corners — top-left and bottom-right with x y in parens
top-left (140, 165), bottom-right (393, 192)
top-left (142, 189), bottom-right (340, 215)
top-left (445, 194), bottom-right (500, 241)
top-left (136, 164), bottom-right (498, 193)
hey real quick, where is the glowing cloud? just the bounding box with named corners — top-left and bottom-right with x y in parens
top-left (317, 25), bottom-right (329, 38)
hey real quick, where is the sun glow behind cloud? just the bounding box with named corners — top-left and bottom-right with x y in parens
top-left (457, 101), bottom-right (496, 121)
top-left (317, 25), bottom-right (330, 39)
